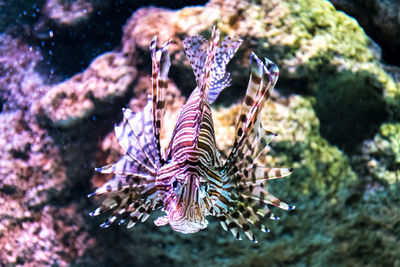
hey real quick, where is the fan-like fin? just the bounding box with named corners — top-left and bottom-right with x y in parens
top-left (220, 213), bottom-right (242, 240)
top-left (226, 121), bottom-right (277, 177)
top-left (244, 184), bottom-right (295, 211)
top-left (208, 36), bottom-right (242, 103)
top-left (182, 34), bottom-right (208, 86)
top-left (95, 154), bottom-right (155, 177)
top-left (247, 166), bottom-right (294, 182)
top-left (88, 172), bottom-right (153, 197)
top-left (89, 175), bottom-right (162, 229)
top-left (118, 102), bottom-right (160, 169)
top-left (211, 53), bottom-right (293, 242)
top-left (90, 96), bottom-right (165, 229)
top-left (225, 53), bottom-right (279, 168)
top-left (183, 29), bottom-right (242, 104)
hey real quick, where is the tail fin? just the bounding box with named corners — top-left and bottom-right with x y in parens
top-left (183, 27), bottom-right (242, 104)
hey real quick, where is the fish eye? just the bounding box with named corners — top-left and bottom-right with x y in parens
top-left (172, 180), bottom-right (178, 188)
top-left (200, 181), bottom-right (209, 191)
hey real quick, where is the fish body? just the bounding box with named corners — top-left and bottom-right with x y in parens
top-left (89, 27), bottom-right (294, 242)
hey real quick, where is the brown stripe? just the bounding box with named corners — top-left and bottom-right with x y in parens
top-left (156, 101), bottom-right (165, 109)
top-left (239, 114), bottom-right (247, 122)
top-left (252, 74), bottom-right (261, 84)
top-left (244, 95), bottom-right (254, 106)
top-left (198, 141), bottom-right (213, 156)
top-left (237, 128), bottom-right (243, 137)
top-left (158, 80), bottom-right (168, 88)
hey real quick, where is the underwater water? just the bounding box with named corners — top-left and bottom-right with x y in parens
top-left (0, 0), bottom-right (399, 266)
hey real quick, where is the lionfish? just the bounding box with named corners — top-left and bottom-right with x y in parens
top-left (88, 27), bottom-right (294, 242)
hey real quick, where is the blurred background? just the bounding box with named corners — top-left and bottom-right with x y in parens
top-left (0, 0), bottom-right (399, 266)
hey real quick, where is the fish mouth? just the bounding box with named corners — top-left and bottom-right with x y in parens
top-left (167, 204), bottom-right (208, 234)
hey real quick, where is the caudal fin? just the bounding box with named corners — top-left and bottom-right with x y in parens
top-left (183, 27), bottom-right (242, 104)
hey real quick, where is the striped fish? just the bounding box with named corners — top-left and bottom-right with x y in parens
top-left (89, 27), bottom-right (294, 242)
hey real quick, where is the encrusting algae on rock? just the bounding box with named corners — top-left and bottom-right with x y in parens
top-left (89, 27), bottom-right (295, 242)
top-left (2, 0), bottom-right (400, 265)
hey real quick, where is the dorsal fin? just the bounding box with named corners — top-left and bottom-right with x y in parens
top-left (150, 36), bottom-right (171, 163)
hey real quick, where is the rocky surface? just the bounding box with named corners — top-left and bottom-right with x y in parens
top-left (330, 0), bottom-right (400, 65)
top-left (122, 0), bottom-right (400, 152)
top-left (0, 32), bottom-right (94, 265)
top-left (0, 0), bottom-right (399, 266)
top-left (38, 52), bottom-right (137, 128)
top-left (353, 123), bottom-right (400, 186)
top-left (41, 0), bottom-right (110, 29)
top-left (0, 34), bottom-right (47, 112)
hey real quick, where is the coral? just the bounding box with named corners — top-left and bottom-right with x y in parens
top-left (330, 0), bottom-right (400, 64)
top-left (257, 0), bottom-right (398, 150)
top-left (1, 0), bottom-right (399, 266)
top-left (42, 0), bottom-right (110, 28)
top-left (0, 34), bottom-right (48, 112)
top-left (0, 205), bottom-right (92, 266)
top-left (354, 123), bottom-right (400, 186)
top-left (0, 109), bottom-right (93, 265)
top-left (121, 0), bottom-right (400, 151)
top-left (38, 52), bottom-right (137, 128)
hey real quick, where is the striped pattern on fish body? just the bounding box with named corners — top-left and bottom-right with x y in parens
top-left (89, 27), bottom-right (295, 242)
top-left (166, 87), bottom-right (218, 166)
top-left (159, 27), bottom-right (239, 233)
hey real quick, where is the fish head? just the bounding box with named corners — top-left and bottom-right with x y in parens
top-left (159, 171), bottom-right (209, 233)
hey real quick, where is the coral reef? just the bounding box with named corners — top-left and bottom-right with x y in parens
top-left (0, 34), bottom-right (47, 112)
top-left (38, 52), bottom-right (137, 128)
top-left (121, 0), bottom-right (400, 151)
top-left (330, 0), bottom-right (400, 65)
top-left (42, 0), bottom-right (110, 29)
top-left (0, 109), bottom-right (92, 265)
top-left (354, 123), bottom-right (400, 186)
top-left (0, 0), bottom-right (399, 266)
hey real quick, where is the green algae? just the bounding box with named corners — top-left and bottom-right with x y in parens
top-left (354, 123), bottom-right (400, 186)
top-left (288, 0), bottom-right (374, 62)
top-left (252, 96), bottom-right (399, 266)
top-left (229, 184), bottom-right (400, 267)
top-left (79, 1), bottom-right (400, 266)
top-left (207, 95), bottom-right (400, 266)
top-left (266, 96), bottom-right (356, 198)
top-left (252, 0), bottom-right (400, 151)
